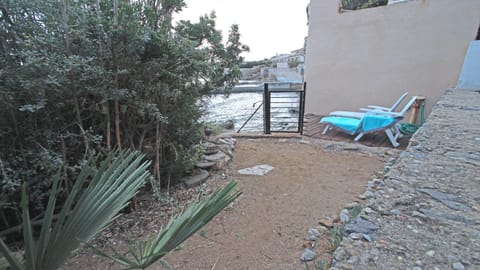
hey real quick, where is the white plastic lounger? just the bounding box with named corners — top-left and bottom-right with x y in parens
top-left (329, 92), bottom-right (408, 119)
top-left (320, 96), bottom-right (418, 147)
top-left (320, 114), bottom-right (404, 147)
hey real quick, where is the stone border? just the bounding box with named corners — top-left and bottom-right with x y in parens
top-left (331, 89), bottom-right (480, 269)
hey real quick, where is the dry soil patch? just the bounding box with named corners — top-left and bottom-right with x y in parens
top-left (64, 138), bottom-right (384, 269)
top-left (163, 138), bottom-right (384, 269)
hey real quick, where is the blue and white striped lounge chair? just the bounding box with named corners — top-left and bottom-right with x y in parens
top-left (320, 114), bottom-right (404, 147)
top-left (320, 96), bottom-right (417, 147)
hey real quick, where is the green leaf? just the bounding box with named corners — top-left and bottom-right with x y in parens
top-left (1, 150), bottom-right (151, 270)
top-left (93, 181), bottom-right (241, 269)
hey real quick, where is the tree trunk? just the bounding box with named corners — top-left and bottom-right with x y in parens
top-left (62, 0), bottom-right (88, 156)
top-left (113, 0), bottom-right (122, 150)
top-left (95, 0), bottom-right (111, 151)
top-left (154, 121), bottom-right (161, 191)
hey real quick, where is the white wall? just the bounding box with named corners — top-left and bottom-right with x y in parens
top-left (305, 0), bottom-right (480, 117)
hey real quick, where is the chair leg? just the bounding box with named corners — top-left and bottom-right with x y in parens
top-left (354, 132), bottom-right (364, 141)
top-left (394, 123), bottom-right (403, 138)
top-left (385, 128), bottom-right (400, 147)
top-left (322, 125), bottom-right (330, 135)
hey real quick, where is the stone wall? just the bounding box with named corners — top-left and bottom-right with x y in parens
top-left (332, 89), bottom-right (480, 269)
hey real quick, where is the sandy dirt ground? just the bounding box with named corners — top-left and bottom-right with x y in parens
top-left (65, 138), bottom-right (384, 270)
top-left (163, 138), bottom-right (384, 269)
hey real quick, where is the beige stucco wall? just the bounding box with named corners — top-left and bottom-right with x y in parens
top-left (305, 0), bottom-right (480, 118)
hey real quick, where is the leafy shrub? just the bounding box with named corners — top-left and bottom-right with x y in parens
top-left (0, 0), bottom-right (247, 238)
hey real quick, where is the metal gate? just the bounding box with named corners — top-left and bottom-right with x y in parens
top-left (263, 82), bottom-right (306, 134)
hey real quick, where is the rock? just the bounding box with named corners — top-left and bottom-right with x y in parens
top-left (345, 217), bottom-right (379, 234)
top-left (364, 207), bottom-right (374, 214)
top-left (182, 169), bottom-right (209, 187)
top-left (452, 262), bottom-right (465, 270)
top-left (308, 228), bottom-right (321, 238)
top-left (345, 202), bottom-right (361, 209)
top-left (237, 164), bottom-right (274, 176)
top-left (204, 127), bottom-right (213, 136)
top-left (412, 211), bottom-right (426, 219)
top-left (349, 233), bottom-right (363, 240)
top-left (318, 218), bottom-right (334, 228)
top-left (223, 120), bottom-right (234, 129)
top-left (419, 208), bottom-right (473, 224)
top-left (419, 188), bottom-right (471, 211)
top-left (300, 248), bottom-right (316, 262)
top-left (204, 152), bottom-right (227, 162)
top-left (340, 209), bottom-right (350, 223)
top-left (358, 191), bottom-right (374, 200)
top-left (362, 234), bottom-right (373, 242)
top-left (303, 240), bottom-right (313, 248)
top-left (358, 194), bottom-right (367, 200)
top-left (315, 225), bottom-right (328, 233)
top-left (426, 250), bottom-right (435, 257)
top-left (194, 160), bottom-right (217, 169)
top-left (214, 155), bottom-right (231, 170)
top-left (347, 255), bottom-right (359, 264)
top-left (390, 209), bottom-right (401, 215)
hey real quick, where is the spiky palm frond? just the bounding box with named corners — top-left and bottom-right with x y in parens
top-left (92, 181), bottom-right (241, 270)
top-left (0, 150), bottom-right (151, 270)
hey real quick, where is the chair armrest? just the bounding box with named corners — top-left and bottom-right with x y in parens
top-left (366, 105), bottom-right (390, 111)
top-left (360, 107), bottom-right (390, 113)
top-left (368, 111), bottom-right (402, 118)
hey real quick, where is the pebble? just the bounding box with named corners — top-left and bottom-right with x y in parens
top-left (340, 209), bottom-right (350, 223)
top-left (308, 228), bottom-right (321, 241)
top-left (345, 202), bottom-right (361, 208)
top-left (300, 248), bottom-right (316, 262)
top-left (452, 262), bottom-right (465, 270)
top-left (318, 218), bottom-right (334, 228)
top-left (390, 209), bottom-right (401, 215)
top-left (362, 234), bottom-right (373, 242)
top-left (364, 207), bottom-right (374, 214)
top-left (349, 233), bottom-right (363, 240)
top-left (308, 228), bottom-right (321, 238)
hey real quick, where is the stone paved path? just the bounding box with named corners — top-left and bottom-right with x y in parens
top-left (332, 89), bottom-right (480, 270)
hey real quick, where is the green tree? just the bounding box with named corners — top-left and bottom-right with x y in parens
top-left (0, 0), bottom-right (247, 238)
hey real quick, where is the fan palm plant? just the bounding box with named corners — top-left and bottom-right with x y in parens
top-left (90, 180), bottom-right (242, 269)
top-left (0, 150), bottom-right (151, 270)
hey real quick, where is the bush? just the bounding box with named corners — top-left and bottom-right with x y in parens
top-left (0, 0), bottom-right (247, 238)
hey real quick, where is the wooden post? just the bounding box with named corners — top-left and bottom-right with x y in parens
top-left (409, 96), bottom-right (426, 124)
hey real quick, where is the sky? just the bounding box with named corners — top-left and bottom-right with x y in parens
top-left (174, 0), bottom-right (310, 61)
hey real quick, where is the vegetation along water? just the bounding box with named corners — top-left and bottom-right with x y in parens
top-left (0, 0), bottom-right (247, 268)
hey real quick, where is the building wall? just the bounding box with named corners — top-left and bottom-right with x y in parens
top-left (305, 0), bottom-right (480, 117)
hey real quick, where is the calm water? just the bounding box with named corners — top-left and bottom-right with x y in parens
top-left (201, 92), bottom-right (301, 132)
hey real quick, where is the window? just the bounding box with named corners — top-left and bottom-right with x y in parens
top-left (339, 0), bottom-right (409, 12)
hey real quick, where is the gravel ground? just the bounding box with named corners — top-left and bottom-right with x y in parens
top-left (331, 89), bottom-right (480, 270)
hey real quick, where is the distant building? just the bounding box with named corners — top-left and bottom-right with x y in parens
top-left (270, 48), bottom-right (305, 67)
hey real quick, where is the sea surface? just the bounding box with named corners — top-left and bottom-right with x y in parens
top-left (201, 92), bottom-right (264, 132)
top-left (201, 92), bottom-right (301, 132)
